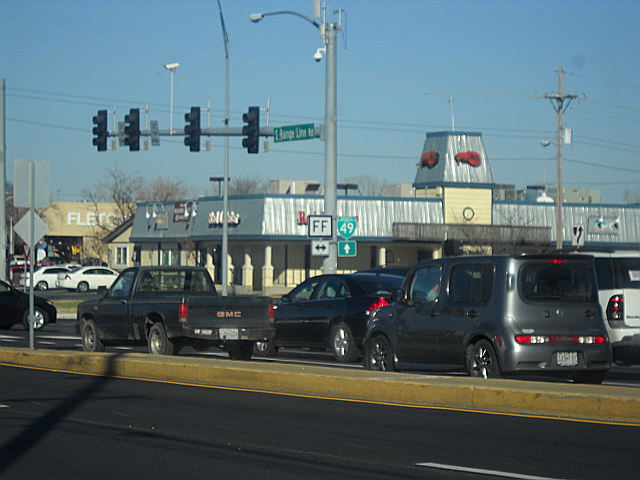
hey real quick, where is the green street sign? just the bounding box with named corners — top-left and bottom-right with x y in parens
top-left (338, 240), bottom-right (357, 257)
top-left (273, 123), bottom-right (315, 143)
top-left (337, 216), bottom-right (357, 239)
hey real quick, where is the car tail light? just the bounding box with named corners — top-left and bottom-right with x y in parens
top-left (367, 296), bottom-right (389, 314)
top-left (606, 294), bottom-right (624, 321)
top-left (65, 274), bottom-right (71, 280)
top-left (515, 335), bottom-right (606, 345)
top-left (268, 304), bottom-right (275, 325)
top-left (179, 303), bottom-right (188, 323)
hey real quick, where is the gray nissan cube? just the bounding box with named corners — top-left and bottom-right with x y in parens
top-left (363, 254), bottom-right (611, 383)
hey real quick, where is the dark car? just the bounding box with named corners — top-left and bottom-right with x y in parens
top-left (265, 273), bottom-right (405, 362)
top-left (363, 254), bottom-right (611, 383)
top-left (0, 279), bottom-right (57, 331)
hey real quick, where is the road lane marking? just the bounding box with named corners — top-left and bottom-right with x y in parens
top-left (1, 361), bottom-right (638, 428)
top-left (417, 463), bottom-right (569, 480)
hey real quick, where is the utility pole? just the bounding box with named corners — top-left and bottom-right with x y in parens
top-left (543, 67), bottom-right (577, 250)
top-left (0, 79), bottom-right (6, 282)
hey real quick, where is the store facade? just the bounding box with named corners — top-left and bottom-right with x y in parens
top-left (128, 131), bottom-right (640, 295)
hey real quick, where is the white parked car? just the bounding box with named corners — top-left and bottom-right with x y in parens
top-left (20, 266), bottom-right (72, 290)
top-left (590, 251), bottom-right (640, 365)
top-left (56, 266), bottom-right (119, 292)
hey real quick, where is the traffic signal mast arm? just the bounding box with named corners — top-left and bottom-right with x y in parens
top-left (104, 126), bottom-right (275, 137)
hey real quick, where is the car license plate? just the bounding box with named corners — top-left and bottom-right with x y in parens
top-left (219, 328), bottom-right (238, 340)
top-left (557, 351), bottom-right (578, 367)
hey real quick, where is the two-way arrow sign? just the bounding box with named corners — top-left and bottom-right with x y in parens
top-left (311, 240), bottom-right (330, 256)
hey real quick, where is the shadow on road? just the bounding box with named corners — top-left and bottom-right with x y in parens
top-left (0, 352), bottom-right (124, 473)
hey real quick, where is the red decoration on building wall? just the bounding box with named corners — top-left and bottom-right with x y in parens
top-left (454, 151), bottom-right (481, 167)
top-left (420, 151), bottom-right (440, 168)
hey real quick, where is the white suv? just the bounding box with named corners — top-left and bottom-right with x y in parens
top-left (591, 251), bottom-right (640, 365)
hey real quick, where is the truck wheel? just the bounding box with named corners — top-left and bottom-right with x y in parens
top-left (148, 323), bottom-right (180, 355)
top-left (254, 340), bottom-right (277, 356)
top-left (364, 334), bottom-right (396, 371)
top-left (466, 339), bottom-right (502, 379)
top-left (23, 307), bottom-right (48, 331)
top-left (82, 320), bottom-right (105, 352)
top-left (330, 322), bottom-right (360, 363)
top-left (227, 341), bottom-right (254, 361)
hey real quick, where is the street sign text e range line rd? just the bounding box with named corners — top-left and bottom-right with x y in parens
top-left (274, 123), bottom-right (315, 143)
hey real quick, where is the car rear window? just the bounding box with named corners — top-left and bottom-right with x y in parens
top-left (520, 259), bottom-right (597, 303)
top-left (354, 275), bottom-right (403, 296)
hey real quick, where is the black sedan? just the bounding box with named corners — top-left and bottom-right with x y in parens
top-left (0, 279), bottom-right (57, 331)
top-left (266, 273), bottom-right (404, 362)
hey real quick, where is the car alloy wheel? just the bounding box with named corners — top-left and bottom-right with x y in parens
top-left (365, 335), bottom-right (395, 371)
top-left (77, 281), bottom-right (89, 293)
top-left (330, 322), bottom-right (359, 363)
top-left (23, 307), bottom-right (47, 330)
top-left (467, 339), bottom-right (502, 379)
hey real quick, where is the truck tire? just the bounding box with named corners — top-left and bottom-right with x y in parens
top-left (254, 340), bottom-right (277, 356)
top-left (148, 322), bottom-right (180, 355)
top-left (227, 341), bottom-right (254, 361)
top-left (82, 320), bottom-right (105, 352)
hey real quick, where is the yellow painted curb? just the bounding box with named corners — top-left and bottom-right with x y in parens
top-left (2, 347), bottom-right (639, 425)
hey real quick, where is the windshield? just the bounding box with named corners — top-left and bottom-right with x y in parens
top-left (519, 260), bottom-right (598, 303)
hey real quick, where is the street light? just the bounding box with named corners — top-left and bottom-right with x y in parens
top-left (163, 62), bottom-right (180, 134)
top-left (250, 6), bottom-right (341, 274)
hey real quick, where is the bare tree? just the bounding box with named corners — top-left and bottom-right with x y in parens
top-left (344, 175), bottom-right (390, 196)
top-left (625, 188), bottom-right (640, 205)
top-left (229, 175), bottom-right (267, 195)
top-left (138, 177), bottom-right (194, 202)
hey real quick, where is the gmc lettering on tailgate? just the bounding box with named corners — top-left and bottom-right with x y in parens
top-left (217, 311), bottom-right (242, 318)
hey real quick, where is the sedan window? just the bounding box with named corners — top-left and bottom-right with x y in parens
top-left (289, 279), bottom-right (321, 302)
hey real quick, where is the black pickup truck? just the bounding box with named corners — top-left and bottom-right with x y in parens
top-left (76, 266), bottom-right (274, 360)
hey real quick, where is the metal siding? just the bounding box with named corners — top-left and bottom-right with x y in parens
top-left (493, 202), bottom-right (640, 245)
top-left (414, 131), bottom-right (494, 186)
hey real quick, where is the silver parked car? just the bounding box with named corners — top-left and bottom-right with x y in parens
top-left (363, 254), bottom-right (611, 383)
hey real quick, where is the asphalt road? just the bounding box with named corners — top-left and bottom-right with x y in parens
top-left (2, 317), bottom-right (640, 387)
top-left (1, 363), bottom-right (638, 480)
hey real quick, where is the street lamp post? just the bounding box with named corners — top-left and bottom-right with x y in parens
top-left (163, 62), bottom-right (180, 134)
top-left (250, 7), bottom-right (341, 274)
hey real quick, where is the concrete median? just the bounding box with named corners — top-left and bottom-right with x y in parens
top-left (1, 347), bottom-right (639, 425)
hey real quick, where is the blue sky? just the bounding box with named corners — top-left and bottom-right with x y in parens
top-left (2, 0), bottom-right (639, 204)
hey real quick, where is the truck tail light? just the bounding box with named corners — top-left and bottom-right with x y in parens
top-left (367, 296), bottom-right (389, 315)
top-left (268, 304), bottom-right (275, 325)
top-left (606, 294), bottom-right (624, 321)
top-left (179, 303), bottom-right (188, 323)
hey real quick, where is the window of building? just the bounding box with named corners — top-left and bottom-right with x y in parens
top-left (115, 246), bottom-right (128, 266)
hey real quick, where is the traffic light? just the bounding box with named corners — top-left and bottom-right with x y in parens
top-left (92, 110), bottom-right (108, 151)
top-left (184, 106), bottom-right (201, 152)
top-left (242, 106), bottom-right (260, 154)
top-left (124, 108), bottom-right (140, 151)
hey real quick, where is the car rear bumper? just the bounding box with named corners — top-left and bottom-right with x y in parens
top-left (612, 334), bottom-right (640, 365)
top-left (499, 343), bottom-right (611, 373)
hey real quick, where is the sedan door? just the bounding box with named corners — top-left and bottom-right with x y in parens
top-left (274, 277), bottom-right (322, 347)
top-left (309, 276), bottom-right (348, 346)
top-left (93, 268), bottom-right (119, 289)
